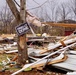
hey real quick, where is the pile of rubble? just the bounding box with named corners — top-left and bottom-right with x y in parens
top-left (0, 33), bottom-right (76, 75)
top-left (11, 32), bottom-right (76, 75)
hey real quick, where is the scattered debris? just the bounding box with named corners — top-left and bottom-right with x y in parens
top-left (0, 33), bottom-right (76, 75)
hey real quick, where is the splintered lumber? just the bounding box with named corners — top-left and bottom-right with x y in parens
top-left (31, 54), bottom-right (68, 68)
top-left (40, 37), bottom-right (76, 54)
top-left (12, 54), bottom-right (18, 61)
top-left (60, 40), bottom-right (66, 47)
top-left (11, 43), bottom-right (76, 75)
top-left (0, 34), bottom-right (15, 43)
top-left (42, 22), bottom-right (76, 28)
top-left (5, 50), bottom-right (18, 53)
top-left (48, 37), bottom-right (76, 50)
top-left (1, 34), bottom-right (15, 39)
top-left (28, 38), bottom-right (44, 41)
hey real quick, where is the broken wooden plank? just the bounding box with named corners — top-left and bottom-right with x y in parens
top-left (31, 55), bottom-right (68, 68)
top-left (28, 38), bottom-right (44, 42)
top-left (42, 22), bottom-right (76, 28)
top-left (40, 37), bottom-right (76, 54)
top-left (5, 50), bottom-right (18, 54)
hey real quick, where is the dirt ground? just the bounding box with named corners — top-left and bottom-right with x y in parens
top-left (0, 53), bottom-right (65, 75)
top-left (0, 53), bottom-right (66, 75)
top-left (0, 70), bottom-right (64, 75)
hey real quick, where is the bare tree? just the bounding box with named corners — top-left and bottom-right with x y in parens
top-left (6, 0), bottom-right (29, 66)
top-left (0, 3), bottom-right (13, 33)
top-left (55, 2), bottom-right (72, 22)
top-left (68, 0), bottom-right (76, 19)
top-left (47, 0), bottom-right (57, 22)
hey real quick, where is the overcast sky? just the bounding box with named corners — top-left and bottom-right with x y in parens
top-left (0, 0), bottom-right (6, 8)
top-left (0, 0), bottom-right (48, 8)
top-left (0, 0), bottom-right (73, 22)
top-left (0, 0), bottom-right (69, 10)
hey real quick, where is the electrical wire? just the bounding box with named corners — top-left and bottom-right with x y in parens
top-left (13, 0), bottom-right (51, 21)
top-left (13, 0), bottom-right (20, 7)
top-left (26, 0), bottom-right (48, 10)
top-left (33, 0), bottom-right (40, 5)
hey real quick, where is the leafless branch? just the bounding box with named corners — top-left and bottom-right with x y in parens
top-left (26, 0), bottom-right (48, 10)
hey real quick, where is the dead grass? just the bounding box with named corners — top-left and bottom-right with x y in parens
top-left (0, 53), bottom-right (64, 75)
top-left (0, 53), bottom-right (18, 71)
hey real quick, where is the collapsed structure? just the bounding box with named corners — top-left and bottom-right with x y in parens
top-left (0, 12), bottom-right (76, 75)
top-left (0, 30), bottom-right (76, 75)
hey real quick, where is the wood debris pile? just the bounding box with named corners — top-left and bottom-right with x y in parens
top-left (10, 32), bottom-right (76, 75)
top-left (0, 33), bottom-right (76, 75)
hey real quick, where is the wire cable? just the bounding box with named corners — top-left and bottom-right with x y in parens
top-left (13, 0), bottom-right (20, 7)
top-left (26, 0), bottom-right (48, 10)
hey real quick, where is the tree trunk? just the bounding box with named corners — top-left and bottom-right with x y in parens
top-left (17, 0), bottom-right (28, 65)
top-left (6, 0), bottom-right (28, 66)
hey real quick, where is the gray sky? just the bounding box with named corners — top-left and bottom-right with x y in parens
top-left (0, 0), bottom-right (6, 9)
top-left (0, 0), bottom-right (69, 10)
top-left (0, 0), bottom-right (48, 9)
top-left (0, 0), bottom-right (73, 22)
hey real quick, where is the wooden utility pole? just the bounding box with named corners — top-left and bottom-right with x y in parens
top-left (6, 0), bottom-right (28, 66)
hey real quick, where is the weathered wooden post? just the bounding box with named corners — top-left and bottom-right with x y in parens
top-left (6, 0), bottom-right (29, 66)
